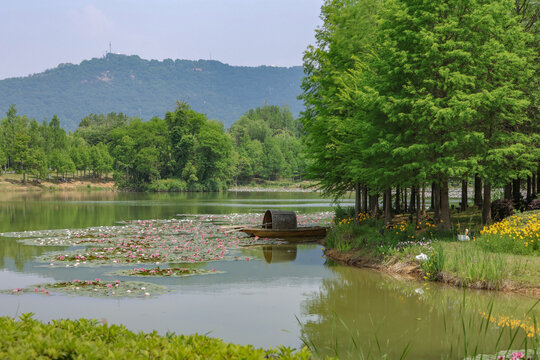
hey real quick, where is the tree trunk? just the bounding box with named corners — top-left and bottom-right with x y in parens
top-left (409, 186), bottom-right (416, 212)
top-left (513, 178), bottom-right (521, 207)
top-left (421, 185), bottom-right (426, 216)
top-left (416, 186), bottom-right (421, 227)
top-left (383, 191), bottom-right (387, 217)
top-left (504, 183), bottom-right (512, 200)
top-left (355, 182), bottom-right (361, 223)
top-left (461, 179), bottom-right (468, 211)
top-left (474, 175), bottom-right (483, 207)
top-left (439, 178), bottom-right (451, 231)
top-left (403, 188), bottom-right (408, 212)
top-left (537, 165), bottom-right (540, 194)
top-left (395, 185), bottom-right (400, 214)
top-left (433, 181), bottom-right (441, 223)
top-left (384, 188), bottom-right (392, 225)
top-left (527, 176), bottom-right (531, 200)
top-left (369, 193), bottom-right (379, 216)
top-left (533, 174), bottom-right (537, 196)
top-left (482, 182), bottom-right (492, 225)
top-left (362, 186), bottom-right (368, 212)
top-left (430, 182), bottom-right (435, 210)
top-left (23, 171), bottom-right (26, 184)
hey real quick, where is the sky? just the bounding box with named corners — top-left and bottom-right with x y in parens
top-left (0, 0), bottom-right (323, 80)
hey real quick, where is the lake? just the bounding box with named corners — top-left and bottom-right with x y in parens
top-left (0, 191), bottom-right (537, 359)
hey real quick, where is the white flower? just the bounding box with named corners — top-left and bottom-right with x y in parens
top-left (415, 253), bottom-right (428, 261)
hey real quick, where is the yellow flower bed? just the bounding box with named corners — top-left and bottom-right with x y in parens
top-left (478, 211), bottom-right (540, 254)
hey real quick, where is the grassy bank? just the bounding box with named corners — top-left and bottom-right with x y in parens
top-left (324, 209), bottom-right (540, 297)
top-left (0, 314), bottom-right (312, 360)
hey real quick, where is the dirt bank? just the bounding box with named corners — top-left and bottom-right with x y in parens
top-left (324, 249), bottom-right (540, 299)
top-left (0, 177), bottom-right (115, 192)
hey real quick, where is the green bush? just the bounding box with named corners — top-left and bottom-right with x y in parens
top-left (333, 205), bottom-right (357, 223)
top-left (0, 314), bottom-right (312, 360)
top-left (148, 179), bottom-right (187, 192)
top-left (420, 243), bottom-right (445, 281)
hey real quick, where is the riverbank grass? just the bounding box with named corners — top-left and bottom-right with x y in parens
top-left (0, 314), bottom-right (312, 360)
top-left (326, 209), bottom-right (540, 294)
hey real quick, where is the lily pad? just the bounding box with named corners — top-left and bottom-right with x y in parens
top-left (4, 279), bottom-right (167, 298)
top-left (110, 266), bottom-right (225, 277)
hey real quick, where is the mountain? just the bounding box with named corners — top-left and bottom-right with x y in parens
top-left (0, 54), bottom-right (305, 131)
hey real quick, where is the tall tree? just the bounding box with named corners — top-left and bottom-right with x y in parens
top-left (299, 0), bottom-right (379, 198)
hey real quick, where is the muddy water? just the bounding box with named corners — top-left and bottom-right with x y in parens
top-left (0, 191), bottom-right (537, 359)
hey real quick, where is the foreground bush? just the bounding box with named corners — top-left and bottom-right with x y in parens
top-left (0, 314), bottom-right (312, 360)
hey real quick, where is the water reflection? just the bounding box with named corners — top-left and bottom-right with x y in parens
top-left (0, 237), bottom-right (65, 272)
top-left (300, 265), bottom-right (538, 359)
top-left (0, 191), bottom-right (342, 233)
top-left (262, 245), bottom-right (297, 263)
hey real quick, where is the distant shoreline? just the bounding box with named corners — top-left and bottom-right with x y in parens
top-left (0, 176), bottom-right (319, 193)
top-left (0, 176), bottom-right (115, 192)
top-left (228, 185), bottom-right (318, 193)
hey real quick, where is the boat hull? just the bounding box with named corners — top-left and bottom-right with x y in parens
top-left (240, 226), bottom-right (328, 239)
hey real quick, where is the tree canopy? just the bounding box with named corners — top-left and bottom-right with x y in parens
top-left (300, 0), bottom-right (539, 226)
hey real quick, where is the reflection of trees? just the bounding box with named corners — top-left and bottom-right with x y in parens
top-left (299, 266), bottom-right (532, 359)
top-left (0, 238), bottom-right (63, 271)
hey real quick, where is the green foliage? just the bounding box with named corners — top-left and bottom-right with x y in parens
top-left (325, 221), bottom-right (382, 253)
top-left (333, 205), bottom-right (357, 223)
top-left (147, 179), bottom-right (188, 192)
top-left (0, 102), bottom-right (301, 191)
top-left (229, 105), bottom-right (304, 183)
top-left (420, 244), bottom-right (445, 281)
top-left (76, 112), bottom-right (131, 145)
top-left (0, 54), bottom-right (304, 131)
top-left (300, 0), bottom-right (539, 227)
top-left (0, 314), bottom-right (312, 360)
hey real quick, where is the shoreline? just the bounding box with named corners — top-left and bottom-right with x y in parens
top-left (0, 178), bottom-right (115, 192)
top-left (0, 177), bottom-right (319, 193)
top-left (324, 248), bottom-right (540, 299)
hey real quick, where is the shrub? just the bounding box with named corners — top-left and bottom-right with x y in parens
top-left (325, 219), bottom-right (383, 252)
top-left (333, 205), bottom-right (357, 223)
top-left (148, 179), bottom-right (187, 192)
top-left (527, 198), bottom-right (540, 211)
top-left (491, 199), bottom-right (514, 222)
top-left (0, 314), bottom-right (312, 360)
top-left (420, 243), bottom-right (445, 281)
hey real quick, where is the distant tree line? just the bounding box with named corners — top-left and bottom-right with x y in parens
top-left (0, 103), bottom-right (304, 191)
top-left (300, 0), bottom-right (539, 225)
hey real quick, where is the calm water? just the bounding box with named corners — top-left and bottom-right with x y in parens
top-left (0, 191), bottom-right (537, 359)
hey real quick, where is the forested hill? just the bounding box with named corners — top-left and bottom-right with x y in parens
top-left (0, 54), bottom-right (304, 130)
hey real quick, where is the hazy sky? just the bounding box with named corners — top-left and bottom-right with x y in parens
top-left (0, 0), bottom-right (323, 80)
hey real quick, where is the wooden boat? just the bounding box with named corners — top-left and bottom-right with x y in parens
top-left (239, 226), bottom-right (328, 239)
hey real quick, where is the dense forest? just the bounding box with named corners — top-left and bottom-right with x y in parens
top-left (300, 0), bottom-right (539, 226)
top-left (0, 104), bottom-right (304, 191)
top-left (0, 54), bottom-right (304, 131)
